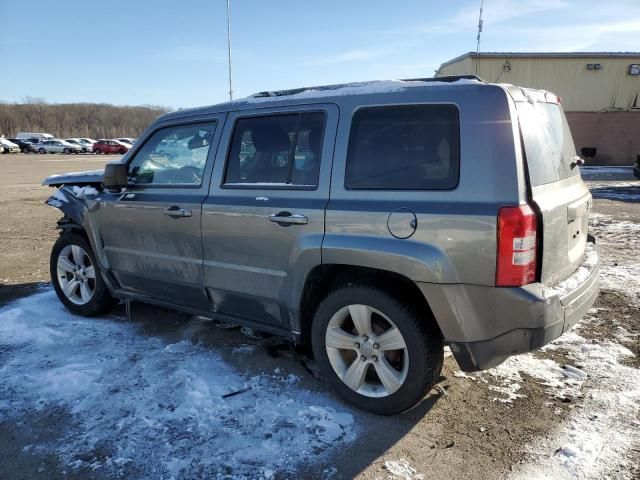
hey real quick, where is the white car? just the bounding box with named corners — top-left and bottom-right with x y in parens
top-left (0, 138), bottom-right (21, 154)
top-left (35, 139), bottom-right (83, 154)
top-left (64, 138), bottom-right (94, 153)
top-left (116, 137), bottom-right (136, 145)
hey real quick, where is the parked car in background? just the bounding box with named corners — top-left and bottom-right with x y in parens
top-left (16, 132), bottom-right (54, 141)
top-left (35, 139), bottom-right (83, 154)
top-left (80, 138), bottom-right (97, 144)
top-left (0, 138), bottom-right (21, 153)
top-left (8, 138), bottom-right (37, 153)
top-left (93, 139), bottom-right (129, 155)
top-left (116, 137), bottom-right (136, 145)
top-left (43, 76), bottom-right (600, 414)
top-left (64, 138), bottom-right (93, 153)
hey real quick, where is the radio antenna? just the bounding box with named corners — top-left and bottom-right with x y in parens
top-left (475, 0), bottom-right (484, 74)
top-left (226, 0), bottom-right (233, 101)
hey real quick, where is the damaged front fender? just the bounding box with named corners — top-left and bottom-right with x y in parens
top-left (45, 185), bottom-right (110, 270)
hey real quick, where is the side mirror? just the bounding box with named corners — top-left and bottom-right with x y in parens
top-left (103, 163), bottom-right (128, 189)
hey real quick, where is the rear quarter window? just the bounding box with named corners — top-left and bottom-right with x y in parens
top-left (345, 104), bottom-right (460, 190)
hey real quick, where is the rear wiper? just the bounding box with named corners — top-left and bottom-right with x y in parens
top-left (570, 155), bottom-right (585, 169)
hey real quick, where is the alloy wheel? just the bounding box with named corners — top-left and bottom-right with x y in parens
top-left (325, 304), bottom-right (409, 398)
top-left (56, 244), bottom-right (96, 305)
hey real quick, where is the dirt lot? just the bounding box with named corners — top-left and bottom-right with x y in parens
top-left (0, 156), bottom-right (639, 479)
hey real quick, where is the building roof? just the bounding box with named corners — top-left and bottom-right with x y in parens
top-left (439, 51), bottom-right (640, 69)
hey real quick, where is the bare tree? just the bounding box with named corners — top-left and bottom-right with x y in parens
top-left (0, 100), bottom-right (170, 139)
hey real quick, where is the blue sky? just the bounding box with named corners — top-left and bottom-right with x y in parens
top-left (1, 0), bottom-right (639, 108)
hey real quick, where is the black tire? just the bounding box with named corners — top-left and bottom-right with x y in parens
top-left (311, 285), bottom-right (443, 415)
top-left (50, 232), bottom-right (118, 316)
top-left (94, 148), bottom-right (101, 154)
top-left (63, 148), bottom-right (70, 154)
top-left (39, 147), bottom-right (46, 154)
top-left (118, 148), bottom-right (126, 155)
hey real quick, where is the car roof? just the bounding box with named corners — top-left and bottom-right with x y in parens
top-left (157, 75), bottom-right (489, 122)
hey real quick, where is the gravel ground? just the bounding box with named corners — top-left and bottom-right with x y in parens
top-left (0, 156), bottom-right (638, 479)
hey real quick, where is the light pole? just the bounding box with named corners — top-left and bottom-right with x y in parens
top-left (226, 0), bottom-right (233, 101)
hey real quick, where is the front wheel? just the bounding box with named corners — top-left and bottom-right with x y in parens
top-left (94, 148), bottom-right (101, 154)
top-left (50, 232), bottom-right (118, 316)
top-left (311, 285), bottom-right (443, 415)
top-left (39, 148), bottom-right (46, 154)
top-left (118, 148), bottom-right (126, 155)
top-left (63, 148), bottom-right (70, 154)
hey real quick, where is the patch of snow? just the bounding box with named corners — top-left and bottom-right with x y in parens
top-left (588, 181), bottom-right (640, 201)
top-left (581, 166), bottom-right (633, 174)
top-left (384, 458), bottom-right (417, 479)
top-left (232, 344), bottom-right (256, 354)
top-left (486, 354), bottom-right (587, 404)
top-left (589, 214), bottom-right (640, 304)
top-left (71, 185), bottom-right (99, 198)
top-left (543, 242), bottom-right (598, 298)
top-left (507, 335), bottom-right (640, 479)
top-left (50, 189), bottom-right (68, 203)
top-left (0, 290), bottom-right (357, 478)
top-left (243, 78), bottom-right (481, 103)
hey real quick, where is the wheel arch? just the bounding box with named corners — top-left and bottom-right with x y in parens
top-left (298, 264), bottom-right (443, 345)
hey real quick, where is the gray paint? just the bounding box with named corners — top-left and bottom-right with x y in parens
top-left (43, 79), bottom-right (599, 371)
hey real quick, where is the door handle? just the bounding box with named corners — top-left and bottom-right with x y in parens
top-left (163, 206), bottom-right (192, 218)
top-left (269, 212), bottom-right (308, 226)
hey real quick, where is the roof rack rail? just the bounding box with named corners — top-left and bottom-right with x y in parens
top-left (251, 75), bottom-right (484, 98)
top-left (401, 74), bottom-right (484, 83)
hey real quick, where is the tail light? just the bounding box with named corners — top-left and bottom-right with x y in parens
top-left (496, 205), bottom-right (538, 287)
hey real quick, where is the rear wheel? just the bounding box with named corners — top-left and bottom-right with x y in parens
top-left (311, 285), bottom-right (443, 415)
top-left (118, 148), bottom-right (126, 155)
top-left (50, 232), bottom-right (118, 316)
top-left (63, 147), bottom-right (70, 154)
top-left (38, 148), bottom-right (46, 154)
top-left (94, 148), bottom-right (101, 154)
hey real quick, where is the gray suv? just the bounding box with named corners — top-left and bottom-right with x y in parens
top-left (44, 76), bottom-right (599, 414)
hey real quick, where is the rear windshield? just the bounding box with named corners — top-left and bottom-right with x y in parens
top-left (516, 102), bottom-right (578, 186)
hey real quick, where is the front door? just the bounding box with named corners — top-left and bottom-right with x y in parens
top-left (202, 105), bottom-right (338, 330)
top-left (93, 118), bottom-right (223, 309)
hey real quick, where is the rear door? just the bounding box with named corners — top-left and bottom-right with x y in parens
top-left (513, 90), bottom-right (590, 286)
top-left (201, 104), bottom-right (337, 330)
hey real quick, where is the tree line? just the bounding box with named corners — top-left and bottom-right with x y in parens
top-left (0, 98), bottom-right (170, 139)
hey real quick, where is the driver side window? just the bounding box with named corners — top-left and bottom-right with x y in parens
top-left (127, 121), bottom-right (217, 186)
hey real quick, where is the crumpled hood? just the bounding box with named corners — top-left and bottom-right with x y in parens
top-left (42, 169), bottom-right (104, 187)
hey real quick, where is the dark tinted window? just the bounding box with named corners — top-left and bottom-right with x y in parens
top-left (224, 112), bottom-right (325, 187)
top-left (516, 102), bottom-right (578, 186)
top-left (345, 105), bottom-right (460, 190)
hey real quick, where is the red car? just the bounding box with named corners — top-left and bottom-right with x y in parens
top-left (93, 139), bottom-right (129, 155)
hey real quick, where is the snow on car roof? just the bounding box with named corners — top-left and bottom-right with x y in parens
top-left (160, 75), bottom-right (484, 119)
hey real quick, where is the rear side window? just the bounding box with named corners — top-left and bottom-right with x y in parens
top-left (516, 102), bottom-right (578, 186)
top-left (224, 112), bottom-right (325, 187)
top-left (345, 104), bottom-right (460, 190)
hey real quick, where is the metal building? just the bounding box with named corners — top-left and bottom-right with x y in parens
top-left (438, 52), bottom-right (640, 165)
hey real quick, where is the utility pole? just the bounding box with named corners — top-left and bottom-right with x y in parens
top-left (475, 0), bottom-right (484, 75)
top-left (226, 0), bottom-right (233, 101)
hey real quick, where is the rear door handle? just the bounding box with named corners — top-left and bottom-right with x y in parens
top-left (163, 206), bottom-right (192, 218)
top-left (269, 212), bottom-right (308, 226)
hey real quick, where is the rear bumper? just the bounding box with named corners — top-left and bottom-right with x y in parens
top-left (419, 242), bottom-right (600, 371)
